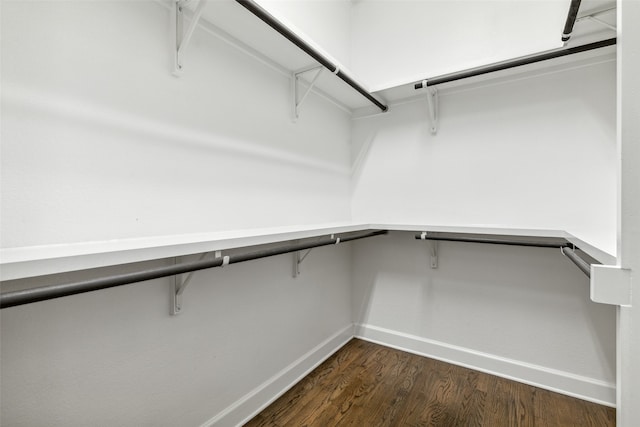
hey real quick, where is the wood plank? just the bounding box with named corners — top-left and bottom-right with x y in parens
top-left (244, 339), bottom-right (615, 427)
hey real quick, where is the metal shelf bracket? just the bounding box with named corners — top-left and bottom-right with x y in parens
top-left (173, 0), bottom-right (208, 76)
top-left (423, 81), bottom-right (439, 135)
top-left (292, 65), bottom-right (324, 122)
top-left (420, 232), bottom-right (438, 268)
top-left (171, 251), bottom-right (222, 315)
top-left (293, 233), bottom-right (341, 277)
top-left (292, 249), bottom-right (312, 278)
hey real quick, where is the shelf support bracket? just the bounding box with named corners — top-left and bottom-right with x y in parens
top-left (293, 248), bottom-right (313, 278)
top-left (173, 0), bottom-right (208, 76)
top-left (423, 81), bottom-right (438, 135)
top-left (292, 65), bottom-right (324, 122)
top-left (293, 233), bottom-right (341, 277)
top-left (430, 241), bottom-right (438, 269)
top-left (171, 251), bottom-right (219, 315)
top-left (420, 232), bottom-right (438, 269)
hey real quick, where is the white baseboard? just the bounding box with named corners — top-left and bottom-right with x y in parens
top-left (355, 323), bottom-right (616, 407)
top-left (201, 324), bottom-right (355, 427)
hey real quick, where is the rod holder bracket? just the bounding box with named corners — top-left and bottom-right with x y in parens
top-left (590, 265), bottom-right (632, 306)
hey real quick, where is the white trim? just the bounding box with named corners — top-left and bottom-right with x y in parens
top-left (200, 324), bottom-right (354, 427)
top-left (355, 323), bottom-right (616, 407)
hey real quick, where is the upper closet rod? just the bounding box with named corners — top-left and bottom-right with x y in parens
top-left (562, 0), bottom-right (582, 43)
top-left (0, 230), bottom-right (387, 309)
top-left (235, 0), bottom-right (388, 112)
top-left (414, 37), bottom-right (616, 89)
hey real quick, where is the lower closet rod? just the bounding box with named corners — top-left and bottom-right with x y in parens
top-left (0, 230), bottom-right (388, 309)
top-left (413, 233), bottom-right (569, 249)
top-left (561, 246), bottom-right (591, 278)
top-left (414, 233), bottom-right (592, 278)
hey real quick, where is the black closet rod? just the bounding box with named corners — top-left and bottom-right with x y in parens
top-left (235, 0), bottom-right (388, 112)
top-left (561, 246), bottom-right (591, 278)
top-left (414, 233), bottom-right (569, 249)
top-left (0, 230), bottom-right (388, 309)
top-left (415, 233), bottom-right (592, 278)
top-left (414, 37), bottom-right (616, 89)
top-left (562, 0), bottom-right (582, 43)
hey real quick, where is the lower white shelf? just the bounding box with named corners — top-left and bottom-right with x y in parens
top-left (0, 222), bottom-right (615, 282)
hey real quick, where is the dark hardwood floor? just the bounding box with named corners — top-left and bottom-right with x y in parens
top-left (245, 339), bottom-right (615, 426)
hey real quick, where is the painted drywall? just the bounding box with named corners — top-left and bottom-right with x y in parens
top-left (349, 0), bottom-right (568, 90)
top-left (0, 242), bottom-right (354, 426)
top-left (351, 60), bottom-right (617, 255)
top-left (1, 2), bottom-right (354, 425)
top-left (0, 0), bottom-right (352, 248)
top-left (352, 231), bottom-right (616, 404)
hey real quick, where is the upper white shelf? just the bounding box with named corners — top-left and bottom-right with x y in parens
top-left (186, 0), bottom-right (380, 112)
top-left (181, 0), bottom-right (616, 112)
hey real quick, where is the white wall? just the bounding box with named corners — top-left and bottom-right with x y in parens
top-left (0, 0), bottom-right (352, 248)
top-left (1, 243), bottom-right (354, 426)
top-left (1, 1), bottom-right (354, 426)
top-left (352, 231), bottom-right (617, 404)
top-left (351, 60), bottom-right (617, 255)
top-left (350, 0), bottom-right (568, 90)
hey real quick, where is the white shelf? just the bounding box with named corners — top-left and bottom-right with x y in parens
top-left (179, 1), bottom-right (616, 113)
top-left (0, 222), bottom-right (615, 281)
top-left (187, 0), bottom-right (379, 112)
